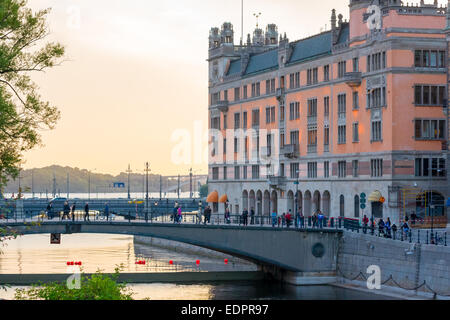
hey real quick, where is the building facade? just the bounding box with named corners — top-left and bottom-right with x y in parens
top-left (207, 0), bottom-right (449, 224)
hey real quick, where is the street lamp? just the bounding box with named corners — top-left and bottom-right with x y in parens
top-left (294, 170), bottom-right (300, 228)
top-left (198, 200), bottom-right (203, 224)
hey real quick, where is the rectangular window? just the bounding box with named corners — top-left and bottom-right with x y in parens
top-left (308, 162), bottom-right (318, 179)
top-left (243, 112), bottom-right (248, 129)
top-left (295, 72), bottom-right (300, 88)
top-left (371, 120), bottom-right (382, 142)
top-left (289, 102), bottom-right (300, 120)
top-left (415, 119), bottom-right (446, 140)
top-left (234, 166), bottom-right (240, 180)
top-left (324, 161), bottom-right (330, 178)
top-left (353, 57), bottom-right (359, 72)
top-left (324, 126), bottom-right (330, 147)
top-left (223, 114), bottom-right (227, 130)
top-left (271, 106), bottom-right (276, 124)
top-left (243, 85), bottom-right (248, 99)
top-left (234, 137), bottom-right (239, 153)
top-left (371, 159), bottom-right (383, 177)
top-left (252, 165), bottom-right (260, 180)
top-left (290, 163), bottom-right (299, 179)
top-left (280, 105), bottom-right (285, 122)
top-left (290, 130), bottom-right (299, 146)
top-left (223, 167), bottom-right (227, 180)
top-left (353, 92), bottom-right (359, 110)
top-left (415, 158), bottom-right (422, 177)
top-left (234, 113), bottom-right (240, 129)
top-left (290, 73), bottom-right (295, 89)
top-left (266, 107), bottom-right (271, 124)
top-left (324, 96), bottom-right (330, 117)
top-left (415, 50), bottom-right (446, 68)
top-left (252, 109), bottom-right (260, 127)
top-left (243, 166), bottom-right (247, 179)
top-left (338, 94), bottom-right (346, 116)
top-left (256, 82), bottom-right (260, 96)
top-left (338, 61), bottom-right (346, 78)
top-left (212, 167), bottom-right (219, 180)
top-left (324, 65), bottom-right (330, 82)
top-left (338, 161), bottom-right (347, 178)
top-left (415, 85), bottom-right (446, 106)
top-left (353, 122), bottom-right (359, 142)
top-left (234, 87), bottom-right (240, 101)
top-left (352, 160), bottom-right (359, 177)
top-left (338, 125), bottom-right (347, 144)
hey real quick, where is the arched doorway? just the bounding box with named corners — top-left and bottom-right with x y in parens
top-left (263, 190), bottom-right (270, 216)
top-left (249, 190), bottom-right (256, 213)
top-left (354, 195), bottom-right (360, 218)
top-left (242, 190), bottom-right (249, 212)
top-left (313, 191), bottom-right (321, 214)
top-left (287, 191), bottom-right (294, 214)
top-left (296, 191), bottom-right (303, 215)
top-left (304, 191), bottom-right (312, 216)
top-left (339, 195), bottom-right (345, 217)
top-left (322, 191), bottom-right (331, 216)
top-left (271, 190), bottom-right (278, 214)
top-left (256, 190), bottom-right (263, 216)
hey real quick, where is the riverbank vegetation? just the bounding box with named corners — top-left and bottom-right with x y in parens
top-left (14, 267), bottom-right (136, 300)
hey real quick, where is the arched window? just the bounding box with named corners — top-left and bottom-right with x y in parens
top-left (340, 195), bottom-right (345, 217)
top-left (354, 195), bottom-right (360, 218)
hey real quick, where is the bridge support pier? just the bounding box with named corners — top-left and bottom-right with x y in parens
top-left (261, 266), bottom-right (337, 286)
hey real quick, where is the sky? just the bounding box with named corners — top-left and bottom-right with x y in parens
top-left (21, 0), bottom-right (446, 176)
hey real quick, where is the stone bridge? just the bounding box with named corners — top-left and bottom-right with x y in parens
top-left (1, 221), bottom-right (343, 285)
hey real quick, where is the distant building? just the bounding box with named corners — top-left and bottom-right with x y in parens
top-left (207, 0), bottom-right (449, 224)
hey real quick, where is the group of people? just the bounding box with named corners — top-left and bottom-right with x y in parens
top-left (46, 201), bottom-right (111, 222)
top-left (362, 214), bottom-right (411, 238)
top-left (172, 205), bottom-right (183, 224)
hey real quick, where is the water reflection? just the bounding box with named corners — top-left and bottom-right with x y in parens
top-left (0, 234), bottom-right (256, 274)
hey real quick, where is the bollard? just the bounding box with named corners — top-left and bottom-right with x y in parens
top-left (308, 216), bottom-right (312, 227)
top-left (401, 231), bottom-right (403, 242)
top-left (445, 233), bottom-right (447, 247)
top-left (128, 212), bottom-right (131, 223)
top-left (339, 218), bottom-right (342, 229)
top-left (330, 217), bottom-right (334, 228)
top-left (417, 230), bottom-right (420, 244)
top-left (435, 232), bottom-right (438, 246)
top-left (409, 230), bottom-right (412, 243)
top-left (426, 231), bottom-right (429, 245)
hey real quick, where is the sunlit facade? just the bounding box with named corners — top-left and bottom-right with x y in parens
top-left (207, 0), bottom-right (449, 224)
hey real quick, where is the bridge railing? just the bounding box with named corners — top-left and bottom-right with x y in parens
top-left (343, 222), bottom-right (447, 247)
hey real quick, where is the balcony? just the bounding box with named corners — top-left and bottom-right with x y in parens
top-left (268, 175), bottom-right (287, 188)
top-left (276, 87), bottom-right (285, 100)
top-left (281, 144), bottom-right (299, 159)
top-left (344, 72), bottom-right (362, 88)
top-left (307, 144), bottom-right (317, 154)
top-left (209, 100), bottom-right (229, 113)
top-left (307, 115), bottom-right (317, 125)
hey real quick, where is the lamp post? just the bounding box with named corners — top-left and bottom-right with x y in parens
top-left (295, 170), bottom-right (299, 228)
top-left (198, 200), bottom-right (203, 224)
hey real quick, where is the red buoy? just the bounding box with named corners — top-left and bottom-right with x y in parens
top-left (196, 260), bottom-right (200, 266)
top-left (224, 259), bottom-right (229, 265)
top-left (169, 260), bottom-right (174, 265)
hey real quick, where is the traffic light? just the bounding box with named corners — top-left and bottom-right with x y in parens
top-left (360, 193), bottom-right (367, 210)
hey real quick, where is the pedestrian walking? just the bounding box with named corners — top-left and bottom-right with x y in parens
top-left (317, 210), bottom-right (324, 229)
top-left (172, 205), bottom-right (178, 223)
top-left (242, 208), bottom-right (249, 226)
top-left (84, 202), bottom-right (90, 222)
top-left (104, 203), bottom-right (110, 221)
top-left (271, 211), bottom-right (277, 228)
top-left (250, 208), bottom-right (255, 225)
top-left (71, 202), bottom-right (76, 222)
top-left (46, 202), bottom-right (53, 220)
top-left (225, 208), bottom-right (230, 224)
top-left (203, 206), bottom-right (211, 225)
top-left (177, 206), bottom-right (182, 224)
top-left (286, 211), bottom-right (292, 228)
top-left (62, 202), bottom-right (70, 220)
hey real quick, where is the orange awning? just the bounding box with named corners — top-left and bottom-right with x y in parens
top-left (219, 194), bottom-right (228, 203)
top-left (206, 191), bottom-right (219, 203)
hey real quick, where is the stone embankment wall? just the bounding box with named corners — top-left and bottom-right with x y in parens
top-left (337, 231), bottom-right (450, 297)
